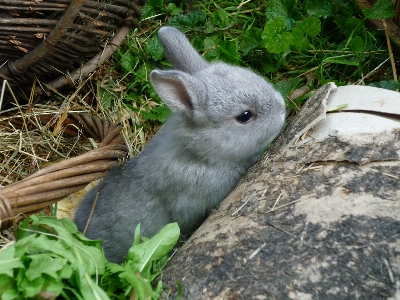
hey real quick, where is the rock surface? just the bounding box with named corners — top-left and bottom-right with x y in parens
top-left (163, 83), bottom-right (400, 299)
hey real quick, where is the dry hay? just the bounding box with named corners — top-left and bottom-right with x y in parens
top-left (0, 63), bottom-right (160, 248)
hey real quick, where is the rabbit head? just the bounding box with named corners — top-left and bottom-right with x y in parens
top-left (150, 27), bottom-right (285, 165)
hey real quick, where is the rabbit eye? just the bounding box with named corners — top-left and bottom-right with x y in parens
top-left (236, 110), bottom-right (253, 123)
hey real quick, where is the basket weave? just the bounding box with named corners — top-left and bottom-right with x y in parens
top-left (0, 112), bottom-right (128, 230)
top-left (0, 0), bottom-right (145, 98)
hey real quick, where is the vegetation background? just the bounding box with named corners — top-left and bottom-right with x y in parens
top-left (0, 0), bottom-right (399, 299)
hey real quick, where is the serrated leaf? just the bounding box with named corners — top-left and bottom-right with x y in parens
top-left (145, 35), bottom-right (164, 61)
top-left (0, 244), bottom-right (24, 278)
top-left (127, 223), bottom-right (180, 272)
top-left (295, 17), bottom-right (321, 37)
top-left (291, 27), bottom-right (310, 50)
top-left (25, 255), bottom-right (66, 280)
top-left (20, 276), bottom-right (45, 298)
top-left (363, 0), bottom-right (395, 19)
top-left (261, 18), bottom-right (292, 53)
top-left (142, 106), bottom-right (171, 122)
top-left (30, 216), bottom-right (106, 275)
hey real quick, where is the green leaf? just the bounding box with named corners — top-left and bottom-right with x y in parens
top-left (261, 18), bottom-right (292, 53)
top-left (350, 35), bottom-right (365, 53)
top-left (241, 27), bottom-right (262, 55)
top-left (305, 0), bottom-right (334, 18)
top-left (291, 27), bottom-right (310, 50)
top-left (29, 216), bottom-right (106, 275)
top-left (295, 17), bottom-right (321, 37)
top-left (266, 0), bottom-right (297, 20)
top-left (363, 0), bottom-right (395, 19)
top-left (25, 255), bottom-right (66, 280)
top-left (368, 80), bottom-right (400, 91)
top-left (167, 10), bottom-right (206, 30)
top-left (212, 9), bottom-right (230, 28)
top-left (217, 39), bottom-right (240, 64)
top-left (327, 103), bottom-right (348, 112)
top-left (0, 244), bottom-right (24, 277)
top-left (323, 57), bottom-right (359, 66)
top-left (0, 274), bottom-right (16, 300)
top-left (119, 268), bottom-right (155, 299)
top-left (133, 223), bottom-right (142, 246)
top-left (142, 106), bottom-right (171, 122)
top-left (0, 274), bottom-right (13, 289)
top-left (120, 52), bottom-right (139, 72)
top-left (203, 35), bottom-right (219, 61)
top-left (141, 0), bottom-right (164, 19)
top-left (146, 0), bottom-right (163, 7)
top-left (167, 3), bottom-right (182, 16)
top-left (127, 223), bottom-right (180, 272)
top-left (13, 234), bottom-right (37, 258)
top-left (274, 77), bottom-right (302, 99)
top-left (145, 35), bottom-right (164, 61)
top-left (20, 276), bottom-right (47, 298)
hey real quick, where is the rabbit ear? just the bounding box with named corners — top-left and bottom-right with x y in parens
top-left (150, 69), bottom-right (204, 114)
top-left (158, 26), bottom-right (208, 74)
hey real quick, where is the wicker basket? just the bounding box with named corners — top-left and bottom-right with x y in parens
top-left (0, 0), bottom-right (145, 99)
top-left (0, 112), bottom-right (128, 230)
top-left (0, 0), bottom-right (146, 230)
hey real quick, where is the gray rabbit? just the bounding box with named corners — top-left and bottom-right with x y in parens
top-left (74, 26), bottom-right (286, 263)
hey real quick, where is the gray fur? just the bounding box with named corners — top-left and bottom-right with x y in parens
top-left (74, 27), bottom-right (286, 263)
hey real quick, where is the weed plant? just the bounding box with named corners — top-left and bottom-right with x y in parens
top-left (113, 0), bottom-right (398, 118)
top-left (0, 0), bottom-right (398, 299)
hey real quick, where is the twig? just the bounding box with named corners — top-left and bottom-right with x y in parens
top-left (270, 192), bottom-right (282, 211)
top-left (248, 242), bottom-right (266, 259)
top-left (0, 80), bottom-right (6, 112)
top-left (231, 191), bottom-right (256, 217)
top-left (382, 19), bottom-right (398, 92)
top-left (266, 193), bottom-right (317, 214)
top-left (83, 190), bottom-right (100, 235)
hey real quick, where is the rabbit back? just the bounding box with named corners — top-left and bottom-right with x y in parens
top-left (75, 26), bottom-right (286, 263)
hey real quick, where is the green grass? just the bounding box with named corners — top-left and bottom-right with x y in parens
top-left (1, 0), bottom-right (398, 299)
top-left (110, 0), bottom-right (398, 119)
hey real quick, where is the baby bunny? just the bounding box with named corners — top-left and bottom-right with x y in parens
top-left (74, 26), bottom-right (286, 263)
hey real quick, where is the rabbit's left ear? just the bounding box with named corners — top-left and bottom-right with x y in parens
top-left (150, 69), bottom-right (205, 114)
top-left (158, 26), bottom-right (208, 74)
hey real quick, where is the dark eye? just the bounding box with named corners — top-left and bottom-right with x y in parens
top-left (236, 110), bottom-right (253, 123)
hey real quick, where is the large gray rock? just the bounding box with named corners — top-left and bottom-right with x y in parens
top-left (162, 83), bottom-right (400, 299)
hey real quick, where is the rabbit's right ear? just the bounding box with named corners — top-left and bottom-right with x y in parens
top-left (150, 69), bottom-right (205, 114)
top-left (158, 26), bottom-right (208, 74)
